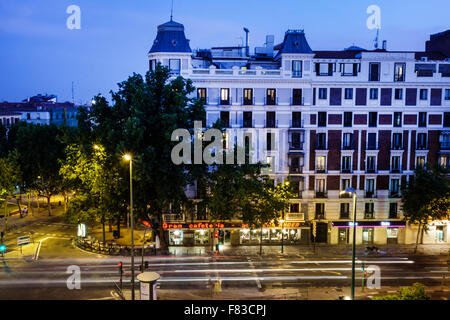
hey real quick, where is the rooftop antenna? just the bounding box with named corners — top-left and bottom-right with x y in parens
top-left (374, 28), bottom-right (380, 49)
top-left (170, 0), bottom-right (174, 21)
top-left (243, 27), bottom-right (249, 56)
top-left (71, 81), bottom-right (74, 104)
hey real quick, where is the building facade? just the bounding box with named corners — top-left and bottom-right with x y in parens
top-left (148, 19), bottom-right (450, 246)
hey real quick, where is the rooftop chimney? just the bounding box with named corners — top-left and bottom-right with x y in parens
top-left (243, 27), bottom-right (250, 56)
top-left (382, 40), bottom-right (387, 50)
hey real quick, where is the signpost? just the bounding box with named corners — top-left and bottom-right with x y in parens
top-left (17, 236), bottom-right (31, 254)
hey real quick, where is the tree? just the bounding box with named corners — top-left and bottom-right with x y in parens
top-left (372, 283), bottom-right (430, 300)
top-left (402, 164), bottom-right (450, 252)
top-left (77, 64), bottom-right (205, 250)
top-left (8, 123), bottom-right (66, 216)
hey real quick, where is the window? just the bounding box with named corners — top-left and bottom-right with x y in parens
top-left (369, 88), bottom-right (378, 100)
top-left (266, 111), bottom-right (276, 128)
top-left (267, 89), bottom-right (276, 105)
top-left (292, 89), bottom-right (302, 105)
top-left (27, 113), bottom-right (30, 120)
top-left (318, 88), bottom-right (327, 100)
top-left (446, 89), bottom-right (450, 100)
top-left (391, 156), bottom-right (401, 172)
top-left (344, 112), bottom-right (352, 127)
top-left (392, 133), bottom-right (403, 149)
top-left (389, 203), bottom-right (398, 219)
top-left (316, 63), bottom-right (333, 76)
top-left (292, 112), bottom-right (302, 128)
top-left (341, 156), bottom-right (351, 172)
top-left (318, 112), bottom-right (327, 127)
top-left (344, 88), bottom-right (353, 100)
top-left (266, 132), bottom-right (274, 151)
top-left (366, 179), bottom-right (375, 197)
top-left (390, 179), bottom-right (400, 197)
top-left (197, 88), bottom-right (207, 104)
top-left (369, 112), bottom-right (378, 127)
top-left (290, 132), bottom-right (303, 149)
top-left (366, 156), bottom-right (376, 173)
top-left (445, 112), bottom-right (450, 127)
top-left (417, 133), bottom-right (427, 150)
top-left (315, 203), bottom-right (325, 219)
top-left (416, 156), bottom-right (426, 168)
top-left (343, 133), bottom-right (353, 149)
top-left (341, 178), bottom-right (351, 191)
top-left (365, 203), bottom-right (374, 218)
top-left (394, 88), bottom-right (403, 100)
top-left (394, 63), bottom-right (406, 82)
top-left (340, 203), bottom-right (350, 219)
top-left (169, 59), bottom-right (181, 75)
top-left (290, 203), bottom-right (300, 213)
top-left (441, 133), bottom-right (450, 149)
top-left (341, 63), bottom-right (358, 76)
top-left (316, 133), bottom-right (326, 149)
top-left (418, 112), bottom-right (427, 127)
top-left (415, 63), bottom-right (436, 77)
top-left (394, 112), bottom-right (402, 127)
top-left (220, 88), bottom-right (230, 105)
top-left (243, 88), bottom-right (253, 105)
top-left (149, 59), bottom-right (157, 71)
top-left (220, 111), bottom-right (230, 128)
top-left (420, 89), bottom-right (428, 100)
top-left (439, 155), bottom-right (449, 168)
top-left (289, 156), bottom-right (304, 173)
top-left (292, 60), bottom-right (302, 77)
top-left (369, 63), bottom-right (380, 81)
top-left (367, 133), bottom-right (377, 150)
top-left (243, 112), bottom-right (252, 128)
top-left (316, 156), bottom-right (326, 172)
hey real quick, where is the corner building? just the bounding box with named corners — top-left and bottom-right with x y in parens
top-left (148, 20), bottom-right (450, 246)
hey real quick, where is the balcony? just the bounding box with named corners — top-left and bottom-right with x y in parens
top-left (289, 142), bottom-right (303, 151)
top-left (315, 143), bottom-right (328, 150)
top-left (389, 213), bottom-right (398, 219)
top-left (290, 120), bottom-right (304, 129)
top-left (290, 97), bottom-right (305, 106)
top-left (339, 192), bottom-right (351, 199)
top-left (315, 167), bottom-right (326, 174)
top-left (341, 168), bottom-right (352, 174)
top-left (315, 191), bottom-right (328, 198)
top-left (390, 168), bottom-right (402, 174)
top-left (366, 144), bottom-right (378, 150)
top-left (365, 191), bottom-right (377, 199)
top-left (265, 119), bottom-right (278, 128)
top-left (162, 213), bottom-right (185, 223)
top-left (391, 144), bottom-right (403, 150)
top-left (340, 213), bottom-right (350, 219)
top-left (242, 120), bottom-right (254, 128)
top-left (364, 212), bottom-right (374, 219)
top-left (366, 168), bottom-right (377, 174)
top-left (265, 97), bottom-right (278, 106)
top-left (440, 142), bottom-right (450, 150)
top-left (286, 212), bottom-right (305, 221)
top-left (242, 97), bottom-right (255, 106)
top-left (315, 213), bottom-right (325, 220)
top-left (389, 191), bottom-right (401, 198)
top-left (416, 144), bottom-right (428, 151)
top-left (289, 166), bottom-right (303, 174)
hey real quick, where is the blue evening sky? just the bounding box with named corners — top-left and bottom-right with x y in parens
top-left (0, 0), bottom-right (449, 104)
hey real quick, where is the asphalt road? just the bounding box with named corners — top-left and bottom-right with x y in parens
top-left (0, 220), bottom-right (448, 300)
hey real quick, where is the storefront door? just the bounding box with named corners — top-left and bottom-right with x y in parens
top-left (387, 228), bottom-right (398, 244)
top-left (362, 227), bottom-right (374, 245)
top-left (338, 228), bottom-right (349, 244)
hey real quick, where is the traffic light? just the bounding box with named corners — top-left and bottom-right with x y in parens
top-left (118, 262), bottom-right (123, 290)
top-left (312, 222), bottom-right (317, 238)
top-left (0, 244), bottom-right (6, 253)
top-left (214, 233), bottom-right (218, 238)
top-left (0, 232), bottom-right (4, 240)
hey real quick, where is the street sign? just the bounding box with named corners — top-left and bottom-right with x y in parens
top-left (17, 236), bottom-right (31, 246)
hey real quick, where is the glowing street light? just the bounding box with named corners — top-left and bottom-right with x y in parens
top-left (122, 153), bottom-right (135, 300)
top-left (339, 187), bottom-right (357, 300)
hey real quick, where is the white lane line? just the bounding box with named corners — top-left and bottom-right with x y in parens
top-left (34, 237), bottom-right (71, 261)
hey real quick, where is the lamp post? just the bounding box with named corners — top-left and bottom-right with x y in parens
top-left (340, 187), bottom-right (357, 300)
top-left (123, 154), bottom-right (135, 300)
top-left (280, 219), bottom-right (284, 254)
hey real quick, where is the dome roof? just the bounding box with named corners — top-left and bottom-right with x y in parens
top-left (149, 19), bottom-right (191, 53)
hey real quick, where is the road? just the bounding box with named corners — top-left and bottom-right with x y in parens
top-left (0, 220), bottom-right (448, 300)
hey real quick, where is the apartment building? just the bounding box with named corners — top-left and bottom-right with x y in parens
top-left (148, 19), bottom-right (450, 246)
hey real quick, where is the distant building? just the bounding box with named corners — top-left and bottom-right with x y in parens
top-left (148, 19), bottom-right (450, 247)
top-left (0, 94), bottom-right (79, 127)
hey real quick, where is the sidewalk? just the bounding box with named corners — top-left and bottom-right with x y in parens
top-left (168, 244), bottom-right (450, 258)
top-left (118, 285), bottom-right (450, 300)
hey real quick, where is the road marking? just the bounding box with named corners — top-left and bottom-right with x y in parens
top-left (34, 237), bottom-right (71, 261)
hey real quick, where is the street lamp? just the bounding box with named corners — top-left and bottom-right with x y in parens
top-left (122, 153), bottom-right (135, 300)
top-left (280, 219), bottom-right (284, 253)
top-left (340, 187), bottom-right (357, 300)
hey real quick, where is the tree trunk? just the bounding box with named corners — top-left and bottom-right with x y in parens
top-left (108, 219), bottom-right (112, 232)
top-left (117, 215), bottom-right (121, 238)
top-left (16, 193), bottom-right (22, 218)
top-left (259, 226), bottom-right (263, 255)
top-left (414, 222), bottom-right (422, 254)
top-left (47, 196), bottom-right (52, 216)
top-left (102, 214), bottom-right (106, 245)
top-left (420, 223), bottom-right (425, 244)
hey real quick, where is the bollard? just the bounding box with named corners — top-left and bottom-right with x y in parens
top-left (137, 272), bottom-right (160, 300)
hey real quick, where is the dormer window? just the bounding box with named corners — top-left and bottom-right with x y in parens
top-left (169, 59), bottom-right (180, 75)
top-left (292, 60), bottom-right (302, 78)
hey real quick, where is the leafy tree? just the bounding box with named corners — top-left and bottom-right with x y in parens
top-left (372, 283), bottom-right (430, 300)
top-left (402, 164), bottom-right (450, 252)
top-left (77, 64), bottom-right (205, 249)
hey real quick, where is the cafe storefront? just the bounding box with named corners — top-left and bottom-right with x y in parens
top-left (331, 221), bottom-right (406, 245)
top-left (164, 221), bottom-right (310, 246)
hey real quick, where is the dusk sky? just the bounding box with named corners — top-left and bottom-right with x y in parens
top-left (1, 0), bottom-right (449, 104)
